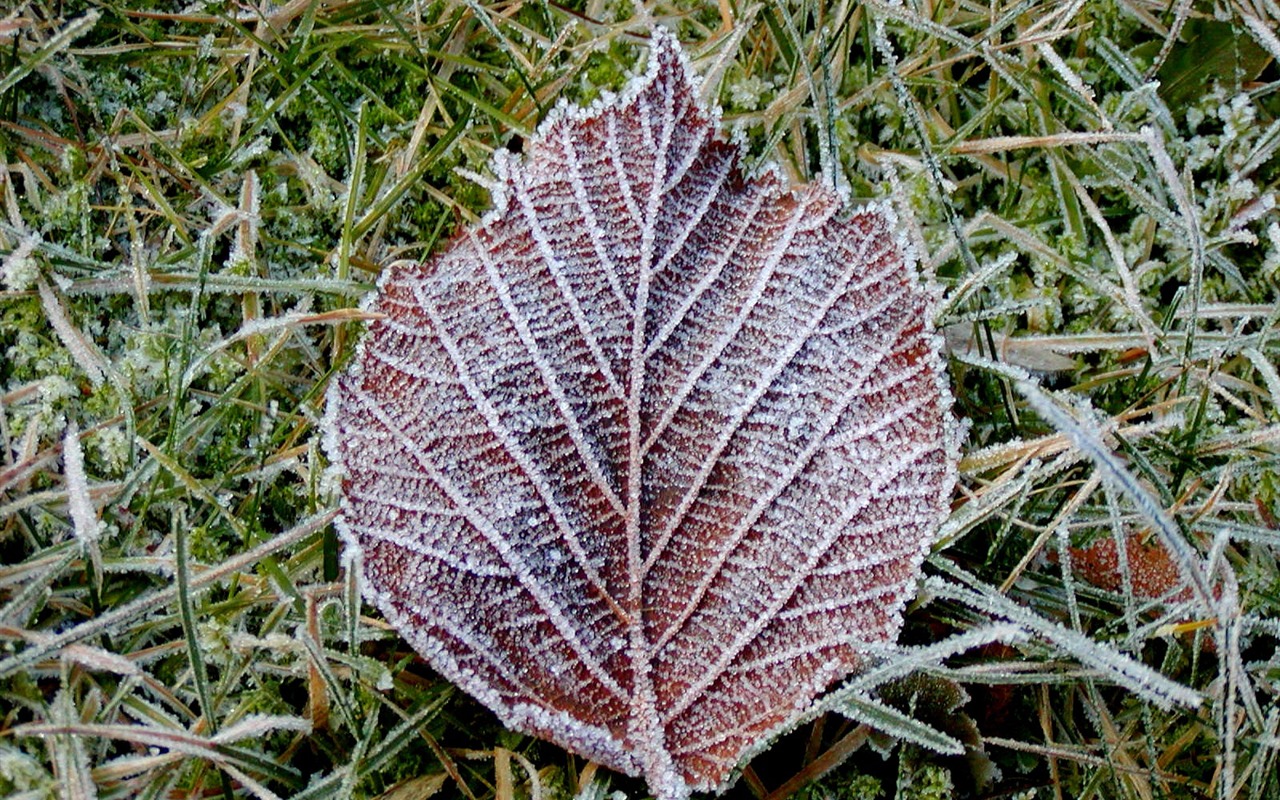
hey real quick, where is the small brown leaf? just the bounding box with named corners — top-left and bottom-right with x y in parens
top-left (1069, 532), bottom-right (1196, 603)
top-left (324, 29), bottom-right (955, 799)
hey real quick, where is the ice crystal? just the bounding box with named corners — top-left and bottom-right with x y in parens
top-left (323, 28), bottom-right (955, 799)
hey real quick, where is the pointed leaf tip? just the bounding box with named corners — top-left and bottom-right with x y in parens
top-left (324, 29), bottom-right (956, 799)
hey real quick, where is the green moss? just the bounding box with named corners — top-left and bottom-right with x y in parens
top-left (797, 772), bottom-right (884, 800)
top-left (898, 761), bottom-right (954, 800)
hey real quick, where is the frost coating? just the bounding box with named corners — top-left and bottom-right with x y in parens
top-left (322, 27), bottom-right (956, 800)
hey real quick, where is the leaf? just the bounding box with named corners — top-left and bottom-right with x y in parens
top-left (1067, 532), bottom-right (1198, 604)
top-left (1154, 19), bottom-right (1270, 107)
top-left (323, 28), bottom-right (955, 800)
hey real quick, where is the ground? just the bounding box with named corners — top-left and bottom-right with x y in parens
top-left (1, 2), bottom-right (1278, 799)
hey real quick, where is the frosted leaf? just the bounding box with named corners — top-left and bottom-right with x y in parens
top-left (323, 28), bottom-right (955, 800)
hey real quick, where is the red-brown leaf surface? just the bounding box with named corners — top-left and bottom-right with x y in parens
top-left (1069, 533), bottom-right (1198, 603)
top-left (324, 29), bottom-right (955, 799)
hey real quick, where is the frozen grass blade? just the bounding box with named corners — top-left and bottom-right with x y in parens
top-left (174, 508), bottom-right (218, 744)
top-left (837, 694), bottom-right (963, 755)
top-left (62, 421), bottom-right (99, 550)
top-left (1016, 380), bottom-right (1217, 610)
top-left (51, 687), bottom-right (97, 800)
top-left (36, 278), bottom-right (106, 387)
top-left (834, 624), bottom-right (1030, 698)
top-left (926, 570), bottom-right (1202, 710)
top-left (0, 509), bottom-right (334, 680)
top-left (0, 10), bottom-right (99, 95)
top-left (13, 719), bottom-right (308, 789)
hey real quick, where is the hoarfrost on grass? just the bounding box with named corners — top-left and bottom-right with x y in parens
top-left (63, 420), bottom-right (101, 548)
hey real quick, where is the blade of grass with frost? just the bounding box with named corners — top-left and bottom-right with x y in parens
top-left (869, 0), bottom-right (1026, 91)
top-left (137, 437), bottom-right (249, 541)
top-left (951, 349), bottom-right (1034, 384)
top-left (872, 18), bottom-right (980, 277)
top-left (344, 548), bottom-right (362, 657)
top-left (1228, 348), bottom-right (1280, 412)
top-left (1222, 580), bottom-right (1266, 730)
top-left (1039, 145), bottom-right (1087, 251)
top-left (235, 171), bottom-right (264, 363)
top-left (59, 644), bottom-right (141, 677)
top-left (336, 101), bottom-right (369, 284)
top-left (460, 0), bottom-right (543, 121)
top-left (38, 278), bottom-right (106, 387)
top-left (1034, 40), bottom-right (1107, 126)
top-left (1237, 117), bottom-right (1280, 177)
top-left (694, 11), bottom-right (759, 108)
top-left (778, 6), bottom-right (841, 191)
top-left (13, 721), bottom-right (307, 788)
top-left (983, 467), bottom-right (1035, 563)
top-left (52, 687), bottom-right (97, 800)
top-left (0, 550), bottom-right (75, 627)
top-left (925, 567), bottom-right (1202, 709)
top-left (173, 505), bottom-right (235, 800)
top-left (168, 234), bottom-right (216, 455)
top-left (217, 763), bottom-right (288, 800)
top-left (0, 509), bottom-right (335, 680)
top-left (351, 107), bottom-right (472, 241)
top-left (740, 625), bottom-right (1027, 770)
top-left (1198, 518), bottom-right (1280, 547)
top-left (63, 420), bottom-right (103, 590)
top-left (212, 714), bottom-right (314, 743)
top-left (1196, 424), bottom-right (1280, 456)
top-left (836, 624), bottom-right (1030, 697)
top-left (838, 694), bottom-right (963, 755)
top-left (63, 272), bottom-right (369, 297)
top-left (934, 475), bottom-right (1033, 549)
top-left (1065, 173), bottom-right (1161, 346)
top-left (1142, 125), bottom-right (1205, 363)
top-left (982, 736), bottom-right (1172, 773)
top-left (1102, 484), bottom-right (1143, 640)
top-left (933, 252), bottom-right (1017, 324)
top-left (36, 279), bottom-right (139, 460)
top-left (1016, 379), bottom-right (1217, 609)
top-left (296, 621), bottom-right (359, 733)
top-left (0, 11), bottom-right (100, 95)
top-left (179, 309), bottom-right (382, 389)
top-left (340, 690), bottom-right (464, 800)
top-left (336, 705), bottom-right (382, 798)
top-left (125, 210), bottom-right (152, 324)
top-left (1054, 527), bottom-right (1086, 633)
top-left (1147, 0), bottom-right (1195, 77)
top-left (1001, 472), bottom-right (1102, 592)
